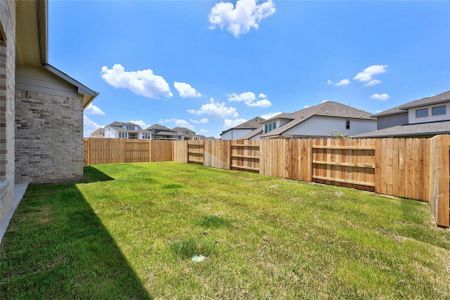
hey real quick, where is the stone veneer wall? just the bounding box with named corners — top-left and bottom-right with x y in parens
top-left (15, 89), bottom-right (84, 183)
top-left (0, 0), bottom-right (16, 242)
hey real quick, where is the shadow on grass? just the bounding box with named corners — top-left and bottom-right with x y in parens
top-left (82, 165), bottom-right (115, 183)
top-left (0, 167), bottom-right (151, 299)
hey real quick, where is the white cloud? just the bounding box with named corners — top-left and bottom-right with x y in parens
top-left (261, 112), bottom-right (281, 119)
top-left (366, 79), bottom-right (381, 87)
top-left (188, 98), bottom-right (239, 118)
top-left (224, 118), bottom-right (247, 129)
top-left (160, 118), bottom-right (195, 130)
top-left (173, 81), bottom-right (202, 98)
top-left (228, 91), bottom-right (272, 107)
top-left (208, 0), bottom-right (276, 38)
top-left (354, 65), bottom-right (388, 86)
top-left (83, 115), bottom-right (102, 137)
top-left (199, 129), bottom-right (209, 134)
top-left (371, 93), bottom-right (389, 101)
top-left (85, 103), bottom-right (105, 115)
top-left (101, 64), bottom-right (172, 99)
top-left (129, 120), bottom-right (150, 129)
top-left (327, 78), bottom-right (350, 87)
top-left (335, 79), bottom-right (350, 86)
top-left (190, 118), bottom-right (209, 124)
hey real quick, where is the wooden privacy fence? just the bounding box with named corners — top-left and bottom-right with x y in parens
top-left (173, 137), bottom-right (449, 228)
top-left (84, 139), bottom-right (173, 164)
top-left (85, 136), bottom-right (450, 228)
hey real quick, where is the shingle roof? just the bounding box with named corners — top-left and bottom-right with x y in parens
top-left (353, 120), bottom-right (450, 138)
top-left (239, 126), bottom-right (263, 140)
top-left (261, 113), bottom-right (295, 124)
top-left (107, 121), bottom-right (137, 127)
top-left (90, 128), bottom-right (104, 136)
top-left (376, 90), bottom-right (450, 117)
top-left (220, 117), bottom-right (266, 135)
top-left (146, 124), bottom-right (173, 131)
top-left (173, 127), bottom-right (195, 134)
top-left (375, 105), bottom-right (406, 117)
top-left (262, 101), bottom-right (375, 137)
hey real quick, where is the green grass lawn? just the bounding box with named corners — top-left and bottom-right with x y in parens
top-left (1, 162), bottom-right (449, 299)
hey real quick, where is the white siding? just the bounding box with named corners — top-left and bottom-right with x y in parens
top-left (16, 66), bottom-right (79, 97)
top-left (104, 127), bottom-right (119, 138)
top-left (283, 116), bottom-right (377, 137)
top-left (408, 102), bottom-right (450, 124)
top-left (221, 129), bottom-right (253, 140)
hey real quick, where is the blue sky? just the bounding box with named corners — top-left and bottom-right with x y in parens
top-left (49, 0), bottom-right (450, 137)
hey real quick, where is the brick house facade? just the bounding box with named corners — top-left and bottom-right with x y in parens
top-left (0, 0), bottom-right (97, 242)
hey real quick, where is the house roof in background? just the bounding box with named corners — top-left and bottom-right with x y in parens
top-left (374, 105), bottom-right (406, 117)
top-left (90, 128), bottom-right (104, 135)
top-left (173, 127), bottom-right (195, 134)
top-left (353, 120), bottom-right (450, 138)
top-left (239, 126), bottom-right (263, 140)
top-left (261, 113), bottom-right (296, 124)
top-left (220, 117), bottom-right (266, 135)
top-left (376, 90), bottom-right (450, 117)
top-left (262, 101), bottom-right (375, 137)
top-left (107, 121), bottom-right (141, 128)
top-left (146, 124), bottom-right (173, 131)
top-left (398, 90), bottom-right (450, 110)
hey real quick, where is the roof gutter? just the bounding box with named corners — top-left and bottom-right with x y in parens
top-left (36, 0), bottom-right (98, 107)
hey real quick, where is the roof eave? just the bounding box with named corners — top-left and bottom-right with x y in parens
top-left (44, 64), bottom-right (99, 107)
top-left (375, 110), bottom-right (408, 118)
top-left (355, 131), bottom-right (449, 138)
top-left (399, 99), bottom-right (450, 110)
top-left (37, 0), bottom-right (48, 65)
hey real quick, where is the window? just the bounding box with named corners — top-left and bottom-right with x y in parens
top-left (415, 108), bottom-right (428, 118)
top-left (432, 105), bottom-right (446, 116)
top-left (119, 132), bottom-right (127, 139)
top-left (264, 122), bottom-right (277, 133)
top-left (345, 119), bottom-right (351, 130)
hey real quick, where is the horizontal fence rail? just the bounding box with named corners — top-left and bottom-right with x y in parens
top-left (84, 136), bottom-right (450, 228)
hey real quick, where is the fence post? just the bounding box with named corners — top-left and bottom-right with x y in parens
top-left (429, 135), bottom-right (450, 227)
top-left (228, 140), bottom-right (232, 170)
top-left (202, 140), bottom-right (206, 166)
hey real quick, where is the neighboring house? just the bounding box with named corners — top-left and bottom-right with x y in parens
top-left (104, 122), bottom-right (142, 139)
top-left (355, 90), bottom-right (450, 138)
top-left (1, 0), bottom-right (97, 242)
top-left (97, 123), bottom-right (203, 140)
top-left (141, 124), bottom-right (182, 140)
top-left (260, 101), bottom-right (376, 139)
top-left (220, 117), bottom-right (266, 140)
top-left (173, 127), bottom-right (196, 140)
top-left (90, 128), bottom-right (105, 138)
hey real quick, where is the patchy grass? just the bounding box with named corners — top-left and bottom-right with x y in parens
top-left (1, 162), bottom-right (449, 299)
top-left (198, 215), bottom-right (232, 229)
top-left (169, 238), bottom-right (216, 259)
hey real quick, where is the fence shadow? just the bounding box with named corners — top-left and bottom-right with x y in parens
top-left (0, 170), bottom-right (151, 298)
